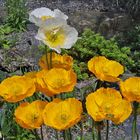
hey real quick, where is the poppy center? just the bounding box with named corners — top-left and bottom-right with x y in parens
top-left (106, 114), bottom-right (114, 119)
top-left (41, 16), bottom-right (52, 21)
top-left (45, 27), bottom-right (65, 48)
top-left (11, 85), bottom-right (23, 96)
top-left (60, 113), bottom-right (68, 123)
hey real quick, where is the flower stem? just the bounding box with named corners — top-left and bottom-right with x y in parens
top-left (45, 45), bottom-right (50, 69)
top-left (80, 122), bottom-right (84, 140)
top-left (68, 128), bottom-right (72, 140)
top-left (97, 128), bottom-right (101, 140)
top-left (132, 102), bottom-right (139, 140)
top-left (50, 50), bottom-right (53, 69)
top-left (63, 130), bottom-right (66, 140)
top-left (40, 126), bottom-right (44, 140)
top-left (92, 120), bottom-right (95, 140)
top-left (106, 120), bottom-right (109, 140)
top-left (96, 122), bottom-right (102, 140)
top-left (63, 129), bottom-right (72, 140)
top-left (55, 129), bottom-right (59, 140)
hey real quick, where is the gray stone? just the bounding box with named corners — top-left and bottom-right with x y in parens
top-left (0, 30), bottom-right (43, 72)
top-left (0, 5), bottom-right (6, 24)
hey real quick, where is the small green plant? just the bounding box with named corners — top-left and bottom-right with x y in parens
top-left (0, 25), bottom-right (16, 49)
top-left (0, 25), bottom-right (14, 35)
top-left (5, 0), bottom-right (27, 30)
top-left (63, 29), bottom-right (134, 80)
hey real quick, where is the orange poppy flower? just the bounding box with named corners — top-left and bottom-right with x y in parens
top-left (36, 68), bottom-right (77, 96)
top-left (43, 68), bottom-right (77, 94)
top-left (120, 77), bottom-right (140, 102)
top-left (86, 88), bottom-right (132, 124)
top-left (43, 98), bottom-right (83, 130)
top-left (0, 76), bottom-right (35, 102)
top-left (24, 71), bottom-right (37, 79)
top-left (38, 52), bottom-right (73, 70)
top-left (36, 69), bottom-right (54, 96)
top-left (14, 100), bottom-right (47, 129)
top-left (88, 56), bottom-right (124, 82)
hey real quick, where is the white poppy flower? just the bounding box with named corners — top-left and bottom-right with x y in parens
top-left (35, 18), bottom-right (78, 53)
top-left (29, 7), bottom-right (68, 26)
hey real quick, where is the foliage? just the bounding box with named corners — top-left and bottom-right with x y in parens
top-left (117, 25), bottom-right (140, 75)
top-left (0, 24), bottom-right (16, 49)
top-left (0, 103), bottom-right (36, 140)
top-left (5, 0), bottom-right (27, 30)
top-left (73, 61), bottom-right (89, 80)
top-left (63, 29), bottom-right (134, 80)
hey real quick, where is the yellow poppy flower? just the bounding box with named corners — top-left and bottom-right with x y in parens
top-left (36, 69), bottom-right (55, 96)
top-left (14, 100), bottom-right (47, 129)
top-left (43, 98), bottom-right (83, 130)
top-left (0, 76), bottom-right (35, 102)
top-left (38, 52), bottom-right (73, 70)
top-left (29, 7), bottom-right (68, 26)
top-left (24, 71), bottom-right (37, 82)
top-left (35, 18), bottom-right (78, 53)
top-left (36, 68), bottom-right (77, 96)
top-left (24, 71), bottom-right (37, 79)
top-left (120, 77), bottom-right (140, 102)
top-left (43, 68), bottom-right (77, 94)
top-left (86, 88), bottom-right (132, 124)
top-left (88, 56), bottom-right (124, 82)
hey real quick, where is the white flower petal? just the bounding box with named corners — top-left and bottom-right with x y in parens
top-left (35, 18), bottom-right (78, 53)
top-left (29, 7), bottom-right (54, 19)
top-left (50, 47), bottom-right (61, 54)
top-left (41, 18), bottom-right (67, 30)
top-left (54, 9), bottom-right (68, 20)
top-left (29, 7), bottom-right (68, 26)
top-left (62, 25), bottom-right (78, 49)
top-left (35, 28), bottom-right (46, 41)
top-left (29, 7), bottom-right (54, 26)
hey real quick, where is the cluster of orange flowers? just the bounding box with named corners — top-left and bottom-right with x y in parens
top-left (87, 56), bottom-right (140, 124)
top-left (0, 52), bottom-right (82, 130)
top-left (0, 53), bottom-right (140, 131)
top-left (1, 8), bottom-right (139, 140)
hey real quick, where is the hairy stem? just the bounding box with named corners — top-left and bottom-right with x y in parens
top-left (106, 120), bottom-right (109, 140)
top-left (92, 120), bottom-right (95, 140)
top-left (132, 102), bottom-right (139, 140)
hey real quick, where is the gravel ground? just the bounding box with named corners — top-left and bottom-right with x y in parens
top-left (37, 115), bottom-right (140, 140)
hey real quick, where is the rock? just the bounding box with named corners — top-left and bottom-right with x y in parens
top-left (0, 29), bottom-right (43, 72)
top-left (98, 14), bottom-right (133, 38)
top-left (0, 1), bottom-right (6, 24)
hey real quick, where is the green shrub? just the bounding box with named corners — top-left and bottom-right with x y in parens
top-left (63, 29), bottom-right (134, 80)
top-left (5, 0), bottom-right (27, 31)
